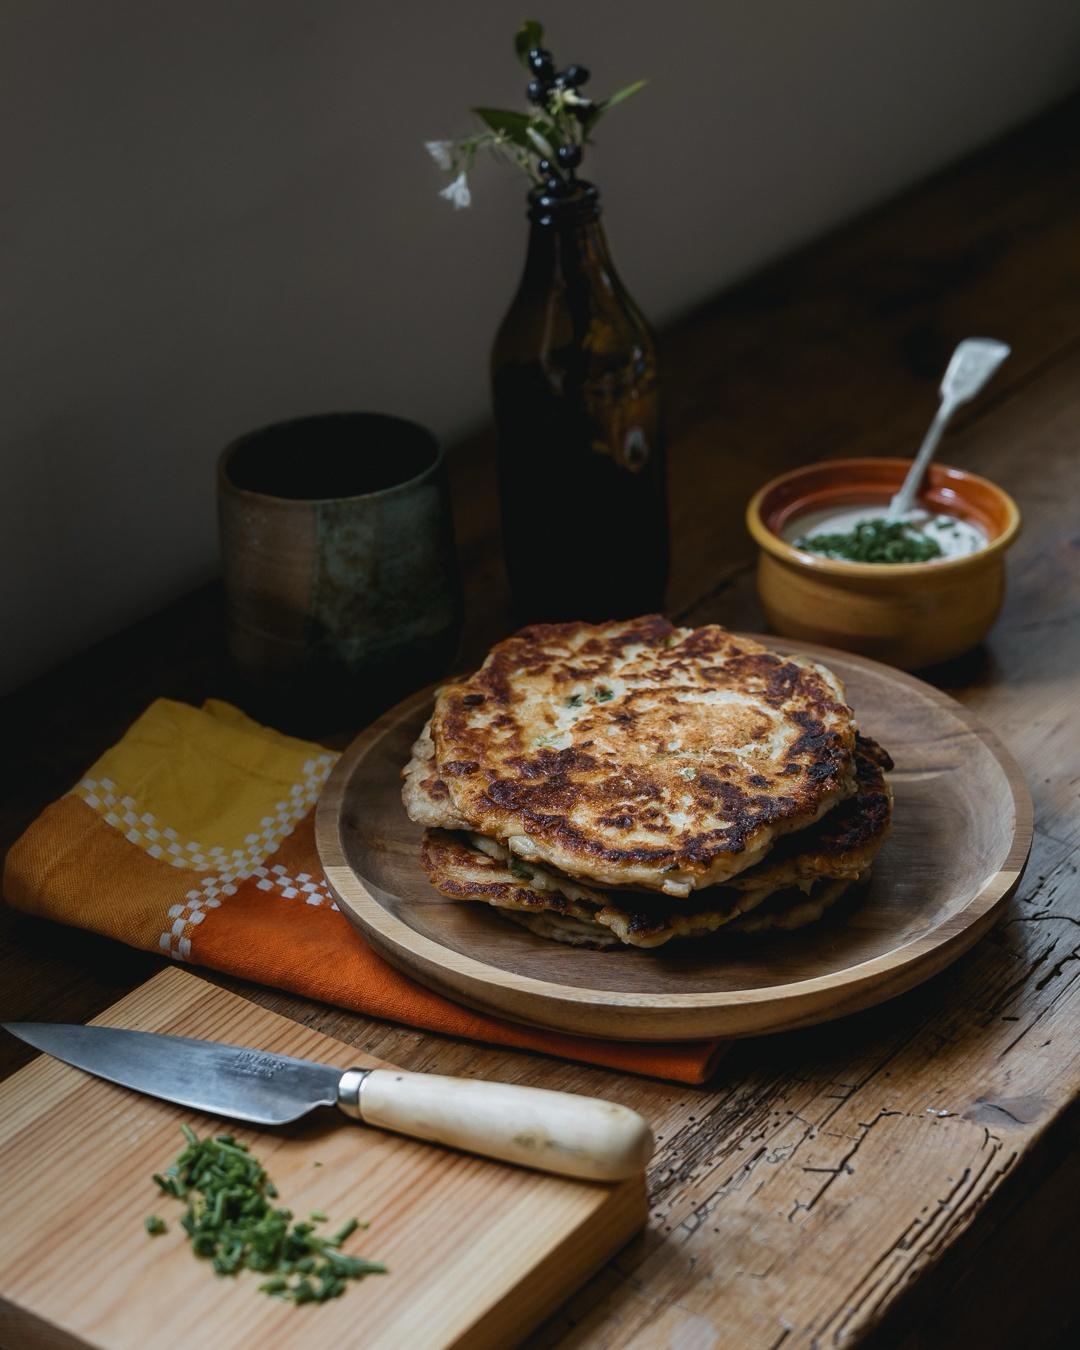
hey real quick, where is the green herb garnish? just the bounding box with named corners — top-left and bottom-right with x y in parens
top-left (594, 687), bottom-right (615, 702)
top-left (146, 1127), bottom-right (386, 1304)
top-left (508, 856), bottom-right (535, 881)
top-left (565, 693), bottom-right (584, 708)
top-left (795, 518), bottom-right (944, 563)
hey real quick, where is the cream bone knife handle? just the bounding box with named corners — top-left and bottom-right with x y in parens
top-left (337, 1068), bottom-right (653, 1181)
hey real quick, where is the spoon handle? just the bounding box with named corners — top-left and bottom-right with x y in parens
top-left (888, 337), bottom-right (1010, 521)
top-left (887, 401), bottom-right (954, 520)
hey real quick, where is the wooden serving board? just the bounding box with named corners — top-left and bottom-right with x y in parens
top-left (317, 638), bottom-right (1033, 1041)
top-left (0, 967), bottom-right (646, 1350)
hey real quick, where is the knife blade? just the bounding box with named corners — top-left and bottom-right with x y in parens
top-left (1, 1021), bottom-right (653, 1182)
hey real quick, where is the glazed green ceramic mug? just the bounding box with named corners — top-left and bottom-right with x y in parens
top-left (218, 413), bottom-right (462, 731)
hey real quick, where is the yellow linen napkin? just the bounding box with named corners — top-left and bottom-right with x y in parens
top-left (4, 699), bottom-right (726, 1082)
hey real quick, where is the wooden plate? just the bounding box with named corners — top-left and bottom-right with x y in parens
top-left (316, 639), bottom-right (1033, 1041)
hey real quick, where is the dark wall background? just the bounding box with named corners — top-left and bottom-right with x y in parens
top-left (4, 0), bottom-right (1080, 689)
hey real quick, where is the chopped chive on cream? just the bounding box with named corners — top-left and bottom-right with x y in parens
top-left (594, 687), bottom-right (614, 702)
top-left (795, 518), bottom-right (944, 563)
top-left (145, 1126), bottom-right (386, 1304)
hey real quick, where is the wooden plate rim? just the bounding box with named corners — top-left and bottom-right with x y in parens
top-left (316, 637), bottom-right (1033, 1038)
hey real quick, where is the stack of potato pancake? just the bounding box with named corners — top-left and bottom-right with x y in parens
top-left (403, 616), bottom-right (892, 950)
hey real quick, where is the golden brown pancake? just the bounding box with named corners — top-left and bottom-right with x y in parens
top-left (419, 824), bottom-right (877, 950)
top-left (426, 617), bottom-right (858, 895)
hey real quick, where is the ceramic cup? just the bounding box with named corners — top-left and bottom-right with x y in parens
top-left (218, 413), bottom-right (462, 730)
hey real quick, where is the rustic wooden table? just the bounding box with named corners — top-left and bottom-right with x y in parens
top-left (4, 96), bottom-right (1079, 1348)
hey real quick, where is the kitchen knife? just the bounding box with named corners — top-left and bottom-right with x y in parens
top-left (1, 1022), bottom-right (653, 1182)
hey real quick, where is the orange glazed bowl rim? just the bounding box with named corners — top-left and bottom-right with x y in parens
top-left (746, 457), bottom-right (1021, 580)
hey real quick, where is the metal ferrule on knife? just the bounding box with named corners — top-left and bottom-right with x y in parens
top-left (335, 1066), bottom-right (372, 1121)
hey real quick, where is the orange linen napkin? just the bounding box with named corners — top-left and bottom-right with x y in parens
top-left (4, 698), bottom-right (726, 1083)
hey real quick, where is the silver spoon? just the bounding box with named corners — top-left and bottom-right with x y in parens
top-left (887, 337), bottom-right (1011, 520)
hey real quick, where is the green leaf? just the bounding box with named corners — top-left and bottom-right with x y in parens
top-left (582, 78), bottom-right (649, 132)
top-left (515, 20), bottom-right (544, 66)
top-left (472, 106), bottom-right (535, 150)
top-left (472, 108), bottom-right (563, 158)
top-left (603, 78), bottom-right (649, 111)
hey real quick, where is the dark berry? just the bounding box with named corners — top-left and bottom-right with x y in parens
top-left (526, 78), bottom-right (547, 105)
top-left (527, 47), bottom-right (555, 79)
top-left (572, 101), bottom-right (594, 124)
top-left (563, 64), bottom-right (590, 87)
top-left (544, 174), bottom-right (566, 194)
top-left (556, 143), bottom-right (582, 169)
top-left (536, 158), bottom-right (553, 175)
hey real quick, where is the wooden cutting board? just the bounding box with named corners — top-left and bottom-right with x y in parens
top-left (0, 967), bottom-right (646, 1350)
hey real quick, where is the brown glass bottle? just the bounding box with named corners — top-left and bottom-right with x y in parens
top-left (491, 181), bottom-right (668, 624)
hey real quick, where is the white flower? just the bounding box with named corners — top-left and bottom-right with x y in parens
top-left (550, 88), bottom-right (589, 113)
top-left (424, 140), bottom-right (455, 170)
top-left (439, 171), bottom-right (471, 209)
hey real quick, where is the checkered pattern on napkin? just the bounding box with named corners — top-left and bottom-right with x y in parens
top-left (3, 699), bottom-right (726, 1082)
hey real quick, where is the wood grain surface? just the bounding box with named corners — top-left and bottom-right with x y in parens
top-left (4, 94), bottom-right (1080, 1348)
top-left (0, 967), bottom-right (645, 1350)
top-left (317, 644), bottom-right (1031, 1040)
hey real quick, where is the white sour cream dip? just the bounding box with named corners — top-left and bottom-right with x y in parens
top-left (784, 504), bottom-right (987, 562)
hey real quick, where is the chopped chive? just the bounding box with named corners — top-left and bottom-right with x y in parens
top-left (795, 518), bottom-right (944, 563)
top-left (145, 1126), bottom-right (386, 1304)
top-left (330, 1217), bottom-right (360, 1245)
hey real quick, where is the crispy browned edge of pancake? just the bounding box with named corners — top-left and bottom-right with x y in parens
top-left (728, 735), bottom-right (892, 890)
top-left (430, 615), bottom-right (858, 884)
top-left (419, 813), bottom-right (885, 949)
top-left (401, 720), bottom-right (469, 829)
top-left (418, 828), bottom-right (872, 943)
top-left (420, 828), bottom-right (762, 946)
top-left (502, 872), bottom-right (866, 947)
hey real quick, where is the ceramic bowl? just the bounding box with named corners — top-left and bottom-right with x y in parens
top-left (745, 457), bottom-right (1021, 669)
